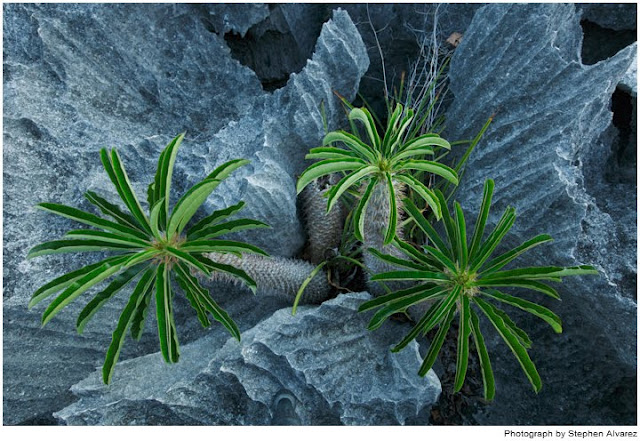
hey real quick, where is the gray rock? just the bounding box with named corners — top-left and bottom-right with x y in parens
top-left (578, 3), bottom-right (637, 31)
top-left (199, 3), bottom-right (270, 38)
top-left (444, 4), bottom-right (636, 424)
top-left (3, 4), bottom-right (368, 425)
top-left (55, 293), bottom-right (441, 425)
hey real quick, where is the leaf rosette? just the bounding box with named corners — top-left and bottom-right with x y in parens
top-left (27, 133), bottom-right (269, 384)
top-left (296, 104), bottom-right (459, 245)
top-left (359, 179), bottom-right (598, 399)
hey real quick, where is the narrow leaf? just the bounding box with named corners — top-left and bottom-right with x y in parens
top-left (41, 255), bottom-right (130, 326)
top-left (382, 172), bottom-right (398, 245)
top-left (394, 175), bottom-right (441, 220)
top-left (102, 268), bottom-right (155, 384)
top-left (481, 288), bottom-right (562, 333)
top-left (181, 239), bottom-right (268, 256)
top-left (482, 234), bottom-right (554, 275)
top-left (392, 286), bottom-right (461, 352)
top-left (27, 239), bottom-right (140, 259)
top-left (84, 190), bottom-right (140, 231)
top-left (187, 200), bottom-right (246, 237)
top-left (402, 160), bottom-right (459, 185)
top-left (353, 177), bottom-right (377, 241)
top-left (418, 308), bottom-right (455, 376)
top-left (454, 295), bottom-right (472, 392)
top-left (76, 265), bottom-right (145, 334)
top-left (35, 203), bottom-right (149, 241)
top-left (292, 261), bottom-right (327, 315)
top-left (296, 158), bottom-right (365, 194)
top-left (468, 179), bottom-right (494, 259)
top-left (470, 309), bottom-right (495, 401)
top-left (29, 256), bottom-right (125, 309)
top-left (474, 297), bottom-right (542, 393)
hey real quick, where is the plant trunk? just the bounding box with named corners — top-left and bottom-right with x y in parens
top-left (206, 253), bottom-right (333, 305)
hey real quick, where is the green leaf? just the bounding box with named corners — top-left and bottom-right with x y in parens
top-left (418, 308), bottom-right (455, 377)
top-left (187, 200), bottom-right (246, 237)
top-left (481, 289), bottom-right (562, 333)
top-left (435, 190), bottom-right (458, 257)
top-left (166, 246), bottom-right (211, 276)
top-left (454, 202), bottom-right (468, 269)
top-left (130, 276), bottom-right (155, 340)
top-left (188, 218), bottom-right (269, 241)
top-left (35, 203), bottom-right (149, 241)
top-left (353, 177), bottom-right (377, 242)
top-left (121, 249), bottom-right (160, 268)
top-left (323, 130), bottom-right (378, 162)
top-left (63, 229), bottom-right (150, 248)
top-left (326, 166), bottom-right (377, 214)
top-left (206, 158), bottom-right (250, 181)
top-left (370, 270), bottom-right (449, 283)
top-left (383, 172), bottom-right (398, 245)
top-left (305, 147), bottom-right (359, 161)
top-left (166, 178), bottom-right (221, 238)
top-left (349, 107), bottom-right (381, 149)
top-left (401, 160), bottom-right (459, 185)
top-left (474, 297), bottom-right (542, 393)
top-left (391, 238), bottom-right (442, 269)
top-left (84, 190), bottom-right (140, 231)
top-left (174, 264), bottom-right (240, 340)
top-left (174, 263), bottom-right (212, 328)
top-left (292, 261), bottom-right (327, 315)
top-left (475, 278), bottom-right (560, 300)
top-left (381, 104), bottom-right (403, 149)
top-left (27, 239), bottom-right (140, 259)
top-left (468, 179), bottom-right (494, 259)
top-left (102, 268), bottom-right (155, 384)
top-left (470, 309), bottom-right (495, 401)
top-left (109, 149), bottom-right (152, 234)
top-left (29, 256), bottom-right (126, 309)
top-left (367, 285), bottom-right (447, 331)
top-left (180, 239), bottom-right (268, 256)
top-left (392, 286), bottom-right (461, 352)
top-left (481, 234), bottom-right (553, 275)
top-left (155, 263), bottom-right (179, 363)
top-left (296, 158), bottom-right (365, 194)
top-left (149, 198), bottom-right (165, 241)
top-left (41, 255), bottom-right (130, 326)
top-left (153, 133), bottom-right (184, 229)
top-left (492, 306), bottom-right (532, 348)
top-left (469, 207), bottom-right (516, 273)
top-left (358, 283), bottom-right (437, 312)
top-left (401, 134), bottom-right (451, 152)
top-left (402, 198), bottom-right (451, 257)
top-left (366, 247), bottom-right (426, 271)
top-left (390, 148), bottom-right (435, 163)
top-left (482, 265), bottom-right (598, 281)
top-left (394, 175), bottom-right (441, 220)
top-left (454, 295), bottom-right (472, 392)
top-left (76, 265), bottom-right (145, 334)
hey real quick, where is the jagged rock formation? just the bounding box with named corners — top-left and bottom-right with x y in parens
top-left (3, 4), bottom-right (368, 425)
top-left (443, 3), bottom-right (636, 425)
top-left (55, 293), bottom-right (441, 425)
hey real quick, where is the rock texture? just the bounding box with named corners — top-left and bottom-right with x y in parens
top-left (3, 4), bottom-right (368, 425)
top-left (444, 4), bottom-right (636, 425)
top-left (55, 293), bottom-right (441, 425)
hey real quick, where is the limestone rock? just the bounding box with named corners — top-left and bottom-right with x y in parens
top-left (444, 3), bottom-right (636, 424)
top-left (55, 293), bottom-right (441, 425)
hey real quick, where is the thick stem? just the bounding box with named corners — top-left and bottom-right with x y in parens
top-left (362, 180), bottom-right (409, 296)
top-left (206, 253), bottom-right (333, 305)
top-left (299, 174), bottom-right (346, 264)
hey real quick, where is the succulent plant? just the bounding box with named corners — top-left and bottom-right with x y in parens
top-left (359, 179), bottom-right (598, 399)
top-left (27, 133), bottom-right (268, 384)
top-left (296, 104), bottom-right (459, 246)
